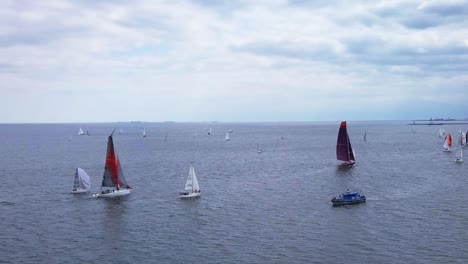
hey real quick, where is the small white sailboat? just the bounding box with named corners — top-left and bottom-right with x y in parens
top-left (143, 128), bottom-right (147, 137)
top-left (363, 130), bottom-right (367, 142)
top-left (256, 143), bottom-right (263, 153)
top-left (439, 128), bottom-right (445, 138)
top-left (225, 132), bottom-right (230, 141)
top-left (68, 136), bottom-right (72, 142)
top-left (71, 168), bottom-right (91, 193)
top-left (208, 128), bottom-right (212, 135)
top-left (455, 146), bottom-right (463, 163)
top-left (78, 128), bottom-right (85, 136)
top-left (461, 131), bottom-right (466, 147)
top-left (180, 163), bottom-right (201, 198)
top-left (443, 134), bottom-right (452, 152)
top-left (93, 130), bottom-right (132, 198)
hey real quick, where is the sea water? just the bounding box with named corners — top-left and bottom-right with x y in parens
top-left (1, 122), bottom-right (467, 263)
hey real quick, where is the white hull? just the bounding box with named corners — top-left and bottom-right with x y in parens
top-left (455, 158), bottom-right (463, 163)
top-left (180, 192), bottom-right (201, 198)
top-left (444, 148), bottom-right (451, 152)
top-left (71, 189), bottom-right (88, 194)
top-left (93, 189), bottom-right (131, 198)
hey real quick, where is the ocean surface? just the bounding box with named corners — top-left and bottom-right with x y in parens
top-left (1, 122), bottom-right (467, 263)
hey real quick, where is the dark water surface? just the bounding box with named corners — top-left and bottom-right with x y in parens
top-left (1, 122), bottom-right (467, 263)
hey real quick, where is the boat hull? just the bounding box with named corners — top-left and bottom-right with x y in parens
top-left (455, 158), bottom-right (463, 163)
top-left (338, 161), bottom-right (355, 168)
top-left (331, 198), bottom-right (366, 206)
top-left (70, 189), bottom-right (88, 194)
top-left (180, 192), bottom-right (201, 198)
top-left (93, 189), bottom-right (131, 198)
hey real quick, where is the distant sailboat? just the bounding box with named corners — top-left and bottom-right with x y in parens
top-left (256, 143), bottom-right (263, 153)
top-left (455, 146), bottom-right (464, 163)
top-left (94, 130), bottom-right (132, 197)
top-left (180, 163), bottom-right (201, 198)
top-left (119, 128), bottom-right (123, 134)
top-left (68, 136), bottom-right (72, 142)
top-left (439, 128), bottom-right (445, 138)
top-left (229, 129), bottom-right (234, 133)
top-left (78, 128), bottom-right (85, 136)
top-left (142, 128), bottom-right (147, 137)
top-left (208, 128), bottom-right (212, 135)
top-left (443, 134), bottom-right (452, 152)
top-left (460, 131), bottom-right (466, 147)
top-left (363, 130), bottom-right (367, 142)
top-left (336, 121), bottom-right (355, 167)
top-left (225, 132), bottom-right (230, 141)
top-left (164, 133), bottom-right (168, 142)
top-left (71, 168), bottom-right (91, 193)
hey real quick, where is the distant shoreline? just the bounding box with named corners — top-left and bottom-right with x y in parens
top-left (408, 121), bottom-right (468, 126)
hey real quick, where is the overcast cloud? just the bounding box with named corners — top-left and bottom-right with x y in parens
top-left (1, 0), bottom-right (467, 122)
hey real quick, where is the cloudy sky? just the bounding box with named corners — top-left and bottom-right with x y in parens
top-left (1, 0), bottom-right (467, 123)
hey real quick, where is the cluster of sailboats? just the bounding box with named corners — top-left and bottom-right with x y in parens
top-left (441, 128), bottom-right (466, 163)
top-left (71, 129), bottom-right (201, 198)
top-left (70, 122), bottom-right (465, 203)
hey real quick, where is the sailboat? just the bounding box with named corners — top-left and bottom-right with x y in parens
top-left (336, 121), bottom-right (356, 167)
top-left (363, 130), bottom-right (367, 142)
top-left (443, 134), bottom-right (452, 152)
top-left (119, 128), bottom-right (123, 134)
top-left (208, 128), bottom-right (212, 135)
top-left (94, 130), bottom-right (132, 197)
top-left (461, 131), bottom-right (466, 147)
top-left (68, 136), bottom-right (72, 142)
top-left (78, 128), bottom-right (85, 136)
top-left (142, 128), bottom-right (147, 137)
top-left (71, 168), bottom-right (91, 193)
top-left (439, 128), bottom-right (445, 138)
top-left (455, 146), bottom-right (463, 163)
top-left (256, 143), bottom-right (263, 153)
top-left (164, 133), bottom-right (168, 142)
top-left (225, 132), bottom-right (230, 141)
top-left (180, 163), bottom-right (201, 198)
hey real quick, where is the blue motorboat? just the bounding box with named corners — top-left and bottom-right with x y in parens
top-left (331, 191), bottom-right (366, 206)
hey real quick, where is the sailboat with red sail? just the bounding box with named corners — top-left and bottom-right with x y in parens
top-left (94, 129), bottom-right (132, 197)
top-left (336, 121), bottom-right (356, 167)
top-left (443, 134), bottom-right (452, 152)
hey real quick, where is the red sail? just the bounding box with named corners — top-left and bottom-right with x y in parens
top-left (105, 141), bottom-right (119, 186)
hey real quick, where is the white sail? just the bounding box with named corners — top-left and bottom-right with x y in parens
top-left (208, 128), bottom-right (212, 135)
top-left (72, 168), bottom-right (91, 192)
top-left (143, 128), bottom-right (146, 137)
top-left (225, 133), bottom-right (230, 141)
top-left (455, 146), bottom-right (463, 162)
top-left (78, 128), bottom-right (85, 135)
top-left (191, 165), bottom-right (200, 191)
top-left (462, 132), bottom-right (466, 146)
top-left (439, 128), bottom-right (445, 138)
top-left (184, 164), bottom-right (199, 192)
top-left (363, 131), bottom-right (367, 141)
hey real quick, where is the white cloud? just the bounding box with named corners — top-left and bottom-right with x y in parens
top-left (0, 0), bottom-right (467, 122)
